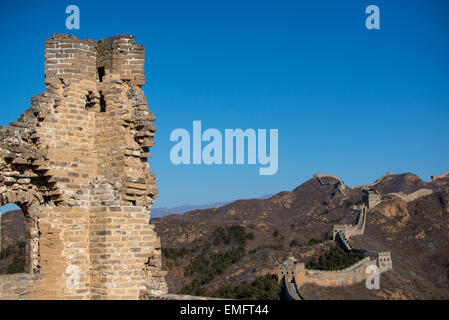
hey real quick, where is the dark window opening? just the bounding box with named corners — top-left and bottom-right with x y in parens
top-left (85, 91), bottom-right (94, 109)
top-left (99, 91), bottom-right (106, 112)
top-left (97, 67), bottom-right (105, 82)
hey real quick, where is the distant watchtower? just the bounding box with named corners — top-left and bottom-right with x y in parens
top-left (377, 251), bottom-right (393, 272)
top-left (275, 256), bottom-right (306, 285)
top-left (364, 189), bottom-right (381, 209)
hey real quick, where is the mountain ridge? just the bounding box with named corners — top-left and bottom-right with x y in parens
top-left (154, 171), bottom-right (449, 299)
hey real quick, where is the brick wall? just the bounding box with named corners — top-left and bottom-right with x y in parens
top-left (0, 34), bottom-right (166, 300)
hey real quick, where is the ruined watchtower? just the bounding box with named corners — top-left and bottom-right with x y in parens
top-left (0, 34), bottom-right (167, 299)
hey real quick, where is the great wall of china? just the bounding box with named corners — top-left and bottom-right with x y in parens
top-left (388, 188), bottom-right (433, 202)
top-left (275, 173), bottom-right (442, 299)
top-left (275, 175), bottom-right (393, 300)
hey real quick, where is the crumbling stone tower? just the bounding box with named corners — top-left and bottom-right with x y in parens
top-left (0, 34), bottom-right (167, 299)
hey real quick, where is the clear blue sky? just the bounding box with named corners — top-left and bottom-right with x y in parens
top-left (0, 0), bottom-right (448, 209)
